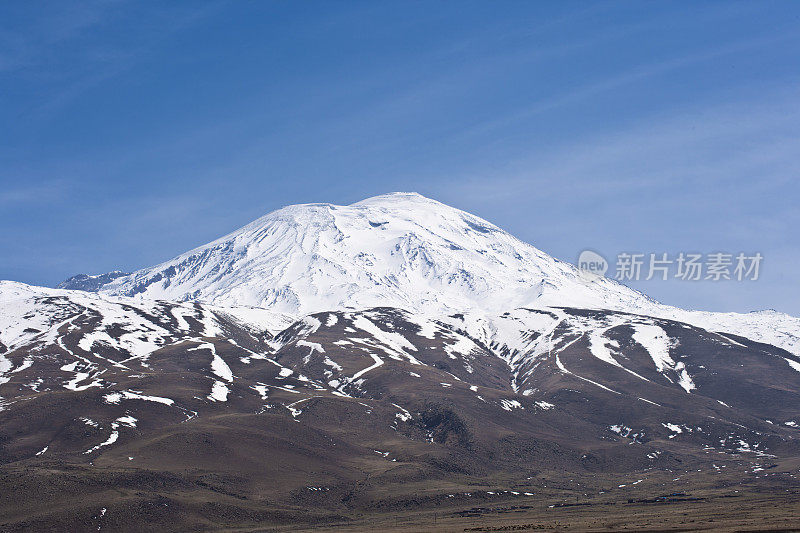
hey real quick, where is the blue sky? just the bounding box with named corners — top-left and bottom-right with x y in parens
top-left (2, 1), bottom-right (799, 314)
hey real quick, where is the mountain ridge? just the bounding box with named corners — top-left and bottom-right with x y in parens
top-left (52, 192), bottom-right (800, 357)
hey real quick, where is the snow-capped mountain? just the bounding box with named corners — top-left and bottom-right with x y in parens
top-left (3, 192), bottom-right (800, 530)
top-left (77, 192), bottom-right (799, 357)
top-left (94, 192), bottom-right (650, 314)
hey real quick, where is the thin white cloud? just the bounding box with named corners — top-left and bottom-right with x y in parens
top-left (449, 30), bottom-right (800, 147)
top-left (0, 1), bottom-right (117, 73)
top-left (441, 84), bottom-right (800, 205)
top-left (0, 181), bottom-right (68, 207)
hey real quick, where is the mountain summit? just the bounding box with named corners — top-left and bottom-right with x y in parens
top-left (92, 192), bottom-right (647, 315)
top-left (65, 193), bottom-right (800, 356)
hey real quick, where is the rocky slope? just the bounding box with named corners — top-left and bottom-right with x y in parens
top-left (1, 193), bottom-right (800, 530)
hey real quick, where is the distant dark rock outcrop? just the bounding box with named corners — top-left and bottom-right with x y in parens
top-left (56, 271), bottom-right (129, 292)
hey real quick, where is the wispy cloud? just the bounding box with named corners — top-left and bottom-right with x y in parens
top-left (0, 1), bottom-right (119, 73)
top-left (5, 1), bottom-right (225, 121)
top-left (0, 181), bottom-right (68, 207)
top-left (448, 30), bottom-right (800, 149)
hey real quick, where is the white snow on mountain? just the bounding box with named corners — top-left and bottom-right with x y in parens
top-left (97, 192), bottom-right (652, 315)
top-left (1, 193), bottom-right (799, 360)
top-left (0, 280), bottom-right (288, 362)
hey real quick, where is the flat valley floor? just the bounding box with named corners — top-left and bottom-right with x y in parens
top-left (3, 459), bottom-right (800, 532)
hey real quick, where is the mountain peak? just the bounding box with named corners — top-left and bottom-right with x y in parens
top-left (354, 191), bottom-right (433, 203)
top-left (69, 192), bottom-right (648, 314)
top-left (46, 191), bottom-right (800, 358)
